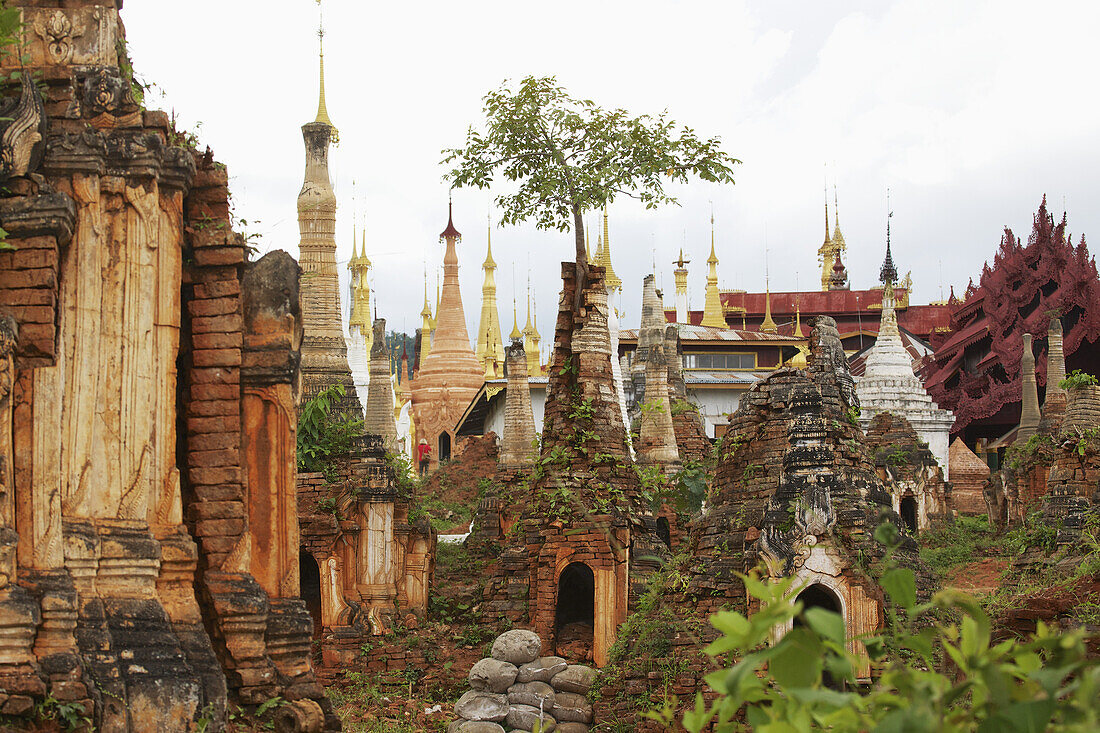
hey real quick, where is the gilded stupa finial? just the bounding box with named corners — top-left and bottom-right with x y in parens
top-left (313, 0), bottom-right (336, 135)
top-left (832, 181), bottom-right (846, 250)
top-left (761, 245), bottom-right (777, 334)
top-left (483, 214), bottom-right (496, 270)
top-left (701, 207), bottom-right (726, 328)
top-left (880, 189), bottom-right (898, 286)
top-left (599, 205), bottom-right (621, 290)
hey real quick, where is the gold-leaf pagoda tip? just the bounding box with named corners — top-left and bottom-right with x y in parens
top-left (314, 0), bottom-right (334, 128)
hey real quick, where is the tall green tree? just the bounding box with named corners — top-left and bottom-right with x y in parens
top-left (442, 76), bottom-right (738, 309)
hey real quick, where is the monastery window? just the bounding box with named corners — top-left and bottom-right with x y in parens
top-left (900, 496), bottom-right (918, 534)
top-left (683, 352), bottom-right (756, 370)
top-left (556, 562), bottom-right (595, 632)
top-left (299, 550), bottom-right (323, 640)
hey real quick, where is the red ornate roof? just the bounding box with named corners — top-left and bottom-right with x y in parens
top-left (924, 196), bottom-right (1100, 436)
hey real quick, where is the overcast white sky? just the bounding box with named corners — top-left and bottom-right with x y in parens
top-left (124, 1), bottom-right (1100, 354)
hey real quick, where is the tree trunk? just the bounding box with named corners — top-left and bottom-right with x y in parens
top-left (572, 205), bottom-right (588, 314)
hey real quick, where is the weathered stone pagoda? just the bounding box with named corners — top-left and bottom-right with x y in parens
top-left (408, 204), bottom-right (484, 467)
top-left (296, 36), bottom-right (361, 413)
top-left (0, 2), bottom-right (338, 729)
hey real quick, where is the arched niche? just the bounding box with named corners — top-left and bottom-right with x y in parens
top-left (556, 562), bottom-right (595, 630)
top-left (794, 583), bottom-right (843, 626)
top-left (439, 431), bottom-right (452, 462)
top-left (656, 517), bottom-right (672, 549)
top-left (299, 550), bottom-right (323, 639)
top-left (900, 496), bottom-right (918, 533)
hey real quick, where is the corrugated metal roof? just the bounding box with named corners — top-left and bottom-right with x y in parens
top-left (683, 370), bottom-right (770, 385)
top-left (620, 324), bottom-right (800, 342)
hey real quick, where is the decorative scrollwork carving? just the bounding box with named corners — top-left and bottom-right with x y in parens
top-left (0, 73), bottom-right (47, 184)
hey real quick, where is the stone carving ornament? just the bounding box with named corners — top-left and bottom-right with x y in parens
top-left (0, 72), bottom-right (47, 184)
top-left (82, 66), bottom-right (125, 116)
top-left (33, 9), bottom-right (86, 65)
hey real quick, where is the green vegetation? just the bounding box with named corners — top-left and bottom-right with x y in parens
top-left (296, 384), bottom-right (363, 477)
top-left (1006, 433), bottom-right (1055, 474)
top-left (443, 75), bottom-right (737, 314)
top-left (918, 514), bottom-right (1003, 578)
top-left (655, 523), bottom-right (1100, 733)
top-left (986, 513), bottom-right (1100, 621)
top-left (1059, 369), bottom-right (1098, 390)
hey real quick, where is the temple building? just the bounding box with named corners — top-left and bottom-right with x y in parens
top-left (923, 197), bottom-right (1100, 452)
top-left (296, 45), bottom-right (362, 413)
top-left (856, 220), bottom-right (954, 473)
top-left (408, 204), bottom-right (484, 466)
top-left (667, 200), bottom-right (951, 353)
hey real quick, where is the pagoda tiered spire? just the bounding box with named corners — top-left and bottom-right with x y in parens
top-left (701, 211), bottom-right (726, 328)
top-left (598, 206), bottom-right (621, 291)
top-left (475, 220), bottom-right (505, 378)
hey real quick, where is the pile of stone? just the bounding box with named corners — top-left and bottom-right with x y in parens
top-left (449, 629), bottom-right (596, 733)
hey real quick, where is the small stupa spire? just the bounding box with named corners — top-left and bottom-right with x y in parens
top-left (598, 205), bottom-right (621, 290)
top-left (793, 301), bottom-right (804, 338)
top-left (701, 208), bottom-right (725, 328)
top-left (832, 181), bottom-right (846, 250)
top-left (313, 1), bottom-right (335, 130)
top-left (509, 296), bottom-right (522, 340)
top-left (880, 190), bottom-right (898, 286)
top-left (761, 247), bottom-right (777, 334)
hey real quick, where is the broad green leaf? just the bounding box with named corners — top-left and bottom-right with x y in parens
top-left (803, 607), bottom-right (845, 644)
top-left (768, 627), bottom-right (822, 689)
top-left (880, 568), bottom-right (917, 611)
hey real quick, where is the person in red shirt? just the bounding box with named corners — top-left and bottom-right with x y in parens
top-left (416, 439), bottom-right (431, 477)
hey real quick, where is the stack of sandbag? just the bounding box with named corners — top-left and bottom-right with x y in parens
top-left (448, 629), bottom-right (597, 733)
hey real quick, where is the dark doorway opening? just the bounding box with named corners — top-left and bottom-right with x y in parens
top-left (656, 517), bottom-right (672, 549)
top-left (795, 583), bottom-right (842, 624)
top-left (555, 562), bottom-right (595, 661)
top-left (795, 583), bottom-right (843, 688)
top-left (299, 550), bottom-right (323, 639)
top-left (900, 496), bottom-right (918, 533)
top-left (439, 432), bottom-right (451, 462)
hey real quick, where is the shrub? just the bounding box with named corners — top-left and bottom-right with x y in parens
top-left (1059, 369), bottom-right (1098, 390)
top-left (654, 524), bottom-right (1100, 732)
top-left (297, 384), bottom-right (363, 477)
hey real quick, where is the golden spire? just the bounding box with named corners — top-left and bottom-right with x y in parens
top-left (598, 205), bottom-right (621, 291)
top-left (420, 270), bottom-right (433, 363)
top-left (793, 301), bottom-right (804, 338)
top-left (523, 284), bottom-right (541, 375)
top-left (701, 210), bottom-right (726, 328)
top-left (818, 178), bottom-right (837, 291)
top-left (761, 284), bottom-right (778, 334)
top-left (476, 220), bottom-right (504, 377)
top-left (509, 297), bottom-right (523, 340)
top-left (761, 247), bottom-right (777, 334)
top-left (832, 182), bottom-right (846, 251)
top-left (314, 1), bottom-right (335, 130)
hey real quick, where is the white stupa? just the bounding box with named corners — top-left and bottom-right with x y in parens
top-left (856, 231), bottom-right (954, 475)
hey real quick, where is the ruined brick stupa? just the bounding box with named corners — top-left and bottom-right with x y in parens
top-left (481, 264), bottom-right (667, 667)
top-left (690, 316), bottom-right (929, 677)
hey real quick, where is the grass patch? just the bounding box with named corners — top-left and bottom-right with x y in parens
top-left (918, 514), bottom-right (1001, 578)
